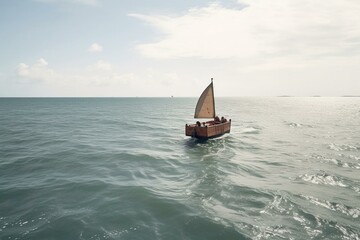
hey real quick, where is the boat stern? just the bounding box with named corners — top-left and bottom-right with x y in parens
top-left (185, 120), bottom-right (231, 139)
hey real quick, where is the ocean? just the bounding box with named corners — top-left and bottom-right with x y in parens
top-left (0, 97), bottom-right (359, 240)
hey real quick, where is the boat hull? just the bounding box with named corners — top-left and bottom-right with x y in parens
top-left (185, 120), bottom-right (231, 139)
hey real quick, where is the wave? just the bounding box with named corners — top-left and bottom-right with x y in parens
top-left (260, 194), bottom-right (293, 215)
top-left (299, 171), bottom-right (360, 194)
top-left (311, 154), bottom-right (360, 169)
top-left (2, 97), bottom-right (360, 240)
top-left (285, 121), bottom-right (313, 128)
top-left (329, 143), bottom-right (360, 152)
top-left (291, 211), bottom-right (360, 239)
top-left (301, 195), bottom-right (360, 218)
top-left (241, 127), bottom-right (261, 134)
top-left (299, 172), bottom-right (347, 187)
top-left (254, 225), bottom-right (292, 240)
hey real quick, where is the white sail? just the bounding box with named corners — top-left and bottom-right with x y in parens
top-left (194, 81), bottom-right (215, 118)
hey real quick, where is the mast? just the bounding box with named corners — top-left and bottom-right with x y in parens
top-left (211, 78), bottom-right (216, 118)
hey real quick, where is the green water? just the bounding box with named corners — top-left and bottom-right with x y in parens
top-left (0, 97), bottom-right (359, 239)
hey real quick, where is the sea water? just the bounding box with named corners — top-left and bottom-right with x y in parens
top-left (0, 97), bottom-right (359, 239)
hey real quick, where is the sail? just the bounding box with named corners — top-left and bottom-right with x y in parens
top-left (194, 81), bottom-right (215, 118)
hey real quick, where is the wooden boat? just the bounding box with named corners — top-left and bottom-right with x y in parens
top-left (185, 78), bottom-right (231, 139)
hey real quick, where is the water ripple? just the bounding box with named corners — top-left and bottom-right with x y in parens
top-left (301, 195), bottom-right (360, 218)
top-left (300, 172), bottom-right (348, 187)
top-left (1, 97), bottom-right (360, 239)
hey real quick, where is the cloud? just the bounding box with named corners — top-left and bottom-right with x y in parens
top-left (35, 0), bottom-right (100, 6)
top-left (15, 58), bottom-right (188, 96)
top-left (91, 60), bottom-right (113, 71)
top-left (130, 0), bottom-right (360, 68)
top-left (17, 58), bottom-right (127, 86)
top-left (88, 43), bottom-right (103, 53)
top-left (18, 58), bottom-right (58, 83)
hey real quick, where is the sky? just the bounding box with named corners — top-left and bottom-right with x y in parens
top-left (0, 0), bottom-right (359, 97)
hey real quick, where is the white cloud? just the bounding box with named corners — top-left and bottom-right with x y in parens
top-left (35, 0), bottom-right (100, 6)
top-left (130, 0), bottom-right (360, 69)
top-left (8, 1), bottom-right (360, 97)
top-left (91, 60), bottom-right (113, 71)
top-left (15, 58), bottom-right (188, 96)
top-left (18, 58), bottom-right (57, 83)
top-left (88, 43), bottom-right (103, 53)
top-left (75, 0), bottom-right (99, 6)
top-left (17, 58), bottom-right (121, 86)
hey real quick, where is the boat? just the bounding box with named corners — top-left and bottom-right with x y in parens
top-left (185, 78), bottom-right (231, 139)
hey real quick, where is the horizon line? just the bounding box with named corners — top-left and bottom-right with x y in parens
top-left (0, 96), bottom-right (359, 98)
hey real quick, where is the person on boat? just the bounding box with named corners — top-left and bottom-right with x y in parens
top-left (221, 116), bottom-right (227, 123)
top-left (196, 121), bottom-right (201, 127)
top-left (214, 116), bottom-right (220, 124)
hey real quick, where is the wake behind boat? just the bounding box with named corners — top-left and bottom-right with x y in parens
top-left (185, 78), bottom-right (231, 139)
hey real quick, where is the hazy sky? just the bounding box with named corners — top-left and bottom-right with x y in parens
top-left (1, 0), bottom-right (359, 97)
